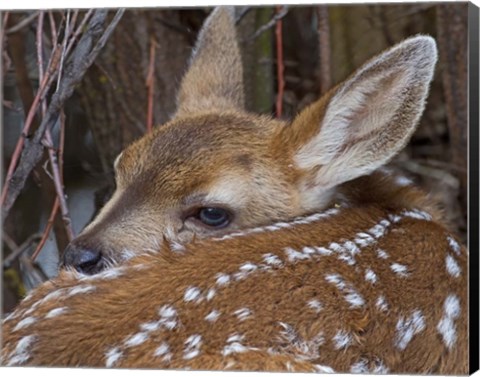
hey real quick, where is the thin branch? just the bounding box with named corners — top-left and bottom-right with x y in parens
top-left (56, 9), bottom-right (71, 90)
top-left (6, 11), bottom-right (40, 34)
top-left (316, 6), bottom-right (331, 96)
top-left (275, 6), bottom-right (285, 118)
top-left (43, 130), bottom-right (75, 241)
top-left (235, 7), bottom-right (252, 25)
top-left (3, 233), bottom-right (42, 269)
top-left (1, 9), bottom-right (125, 221)
top-left (243, 6), bottom-right (289, 43)
top-left (2, 232), bottom-right (18, 253)
top-left (0, 12), bottom-right (10, 48)
top-left (146, 37), bottom-right (157, 133)
top-left (65, 10), bottom-right (94, 58)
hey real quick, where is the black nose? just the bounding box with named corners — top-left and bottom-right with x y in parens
top-left (62, 244), bottom-right (103, 274)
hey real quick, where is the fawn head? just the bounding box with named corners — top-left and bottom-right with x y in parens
top-left (62, 7), bottom-right (437, 274)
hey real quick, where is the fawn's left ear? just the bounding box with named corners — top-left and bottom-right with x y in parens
top-left (288, 36), bottom-right (437, 195)
top-left (176, 7), bottom-right (245, 115)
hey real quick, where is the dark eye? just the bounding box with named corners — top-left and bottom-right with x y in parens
top-left (197, 207), bottom-right (231, 228)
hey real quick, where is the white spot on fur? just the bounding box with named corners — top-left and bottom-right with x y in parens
top-left (437, 294), bottom-right (461, 349)
top-left (333, 330), bottom-right (352, 349)
top-left (314, 365), bottom-right (335, 373)
top-left (376, 296), bottom-right (389, 312)
top-left (13, 316), bottom-right (37, 332)
top-left (285, 247), bottom-right (310, 262)
top-left (263, 253), bottom-right (283, 267)
top-left (105, 347), bottom-right (123, 367)
top-left (184, 286), bottom-right (202, 303)
top-left (354, 232), bottom-right (376, 248)
top-left (45, 307), bottom-right (68, 319)
top-left (402, 209), bottom-right (432, 221)
top-left (234, 307), bottom-right (252, 321)
top-left (388, 214), bottom-right (402, 223)
top-left (350, 359), bottom-right (369, 373)
top-left (376, 249), bottom-right (389, 259)
top-left (215, 273), bottom-right (231, 286)
top-left (6, 335), bottom-right (36, 366)
top-left (372, 360), bottom-right (390, 374)
top-left (307, 299), bottom-right (323, 313)
top-left (390, 263), bottom-right (409, 277)
top-left (395, 310), bottom-right (426, 350)
top-left (154, 342), bottom-right (170, 357)
top-left (125, 332), bottom-right (149, 347)
top-left (205, 310), bottom-right (221, 322)
top-left (325, 273), bottom-right (364, 308)
top-left (67, 285), bottom-right (96, 297)
top-left (227, 333), bottom-right (245, 343)
top-left (314, 246), bottom-right (333, 256)
top-left (368, 223), bottom-right (388, 238)
top-left (445, 254), bottom-right (461, 278)
top-left (239, 262), bottom-right (258, 272)
top-left (222, 342), bottom-right (249, 356)
top-left (183, 334), bottom-right (202, 360)
top-left (365, 269), bottom-right (377, 284)
top-left (447, 236), bottom-right (461, 255)
top-left (140, 321), bottom-right (161, 332)
top-left (159, 305), bottom-right (176, 318)
top-left (206, 288), bottom-right (216, 301)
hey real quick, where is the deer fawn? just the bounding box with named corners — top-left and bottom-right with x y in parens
top-left (2, 6), bottom-right (468, 373)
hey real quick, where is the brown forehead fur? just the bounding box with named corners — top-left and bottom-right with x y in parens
top-left (116, 111), bottom-right (295, 198)
top-left (2, 202), bottom-right (467, 373)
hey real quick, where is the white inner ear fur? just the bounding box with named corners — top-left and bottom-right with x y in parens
top-left (295, 36), bottom-right (437, 190)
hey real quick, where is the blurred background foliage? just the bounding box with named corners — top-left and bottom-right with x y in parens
top-left (1, 3), bottom-right (468, 314)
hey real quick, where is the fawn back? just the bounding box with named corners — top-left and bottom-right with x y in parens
top-left (62, 7), bottom-right (439, 275)
top-left (2, 193), bottom-right (468, 372)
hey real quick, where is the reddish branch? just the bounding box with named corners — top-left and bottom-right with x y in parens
top-left (146, 37), bottom-right (157, 133)
top-left (1, 9), bottom-right (125, 222)
top-left (317, 6), bottom-right (331, 96)
top-left (275, 6), bottom-right (285, 118)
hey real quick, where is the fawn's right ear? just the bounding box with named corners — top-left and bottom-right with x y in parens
top-left (176, 7), bottom-right (245, 115)
top-left (284, 36), bottom-right (437, 208)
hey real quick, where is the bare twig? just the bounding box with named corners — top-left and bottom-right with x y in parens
top-left (316, 6), bottom-right (331, 96)
top-left (2, 232), bottom-right (18, 253)
top-left (56, 9), bottom-right (71, 90)
top-left (31, 199), bottom-right (60, 261)
top-left (235, 7), bottom-right (252, 25)
top-left (275, 6), bottom-right (285, 118)
top-left (6, 11), bottom-right (40, 34)
top-left (1, 12), bottom-right (10, 47)
top-left (3, 233), bottom-right (42, 269)
top-left (43, 130), bottom-right (75, 241)
top-left (243, 6), bottom-right (289, 43)
top-left (146, 37), bottom-right (157, 133)
top-left (1, 9), bottom-right (125, 221)
top-left (65, 10), bottom-right (94, 58)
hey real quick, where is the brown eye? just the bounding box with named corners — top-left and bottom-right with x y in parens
top-left (197, 207), bottom-right (231, 228)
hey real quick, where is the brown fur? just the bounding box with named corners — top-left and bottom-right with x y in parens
top-left (2, 196), bottom-right (468, 373)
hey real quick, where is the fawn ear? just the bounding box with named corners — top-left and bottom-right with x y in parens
top-left (290, 36), bottom-right (437, 194)
top-left (176, 7), bottom-right (244, 115)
